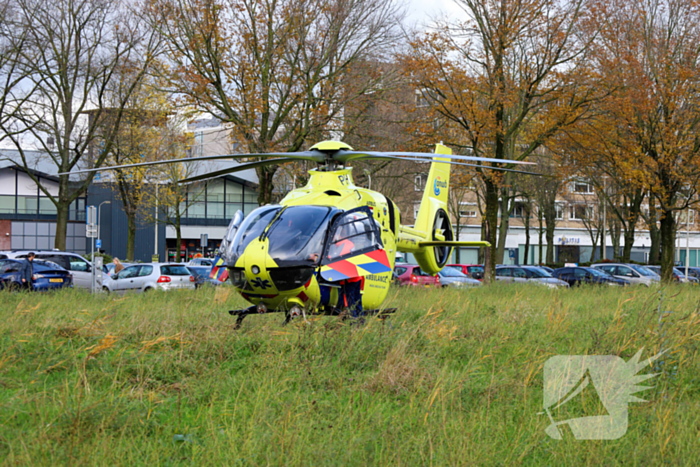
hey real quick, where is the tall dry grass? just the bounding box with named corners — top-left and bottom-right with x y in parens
top-left (0, 283), bottom-right (698, 465)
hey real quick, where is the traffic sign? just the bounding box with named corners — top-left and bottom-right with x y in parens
top-left (201, 233), bottom-right (208, 248)
top-left (96, 239), bottom-right (102, 249)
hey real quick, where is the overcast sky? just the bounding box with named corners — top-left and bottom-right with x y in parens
top-left (404, 0), bottom-right (468, 30)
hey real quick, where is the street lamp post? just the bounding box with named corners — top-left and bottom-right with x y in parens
top-left (98, 200), bottom-right (111, 245)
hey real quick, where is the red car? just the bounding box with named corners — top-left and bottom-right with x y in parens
top-left (447, 264), bottom-right (484, 280)
top-left (393, 264), bottom-right (440, 287)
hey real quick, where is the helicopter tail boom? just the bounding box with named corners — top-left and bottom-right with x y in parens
top-left (396, 144), bottom-right (456, 275)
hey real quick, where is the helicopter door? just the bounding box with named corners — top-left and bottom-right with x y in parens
top-left (320, 207), bottom-right (392, 282)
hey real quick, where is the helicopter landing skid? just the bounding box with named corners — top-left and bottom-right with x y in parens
top-left (229, 306), bottom-right (398, 329)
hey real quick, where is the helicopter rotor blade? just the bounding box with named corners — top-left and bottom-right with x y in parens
top-left (343, 153), bottom-right (545, 176)
top-left (178, 158), bottom-right (300, 184)
top-left (334, 150), bottom-right (535, 166)
top-left (57, 151), bottom-right (327, 176)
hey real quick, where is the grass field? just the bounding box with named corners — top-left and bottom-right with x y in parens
top-left (0, 284), bottom-right (699, 465)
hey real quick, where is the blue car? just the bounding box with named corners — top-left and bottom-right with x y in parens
top-left (0, 259), bottom-right (73, 291)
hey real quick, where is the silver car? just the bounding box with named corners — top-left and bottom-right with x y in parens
top-left (496, 266), bottom-right (569, 288)
top-left (102, 263), bottom-right (195, 293)
top-left (437, 267), bottom-right (482, 287)
top-left (591, 263), bottom-right (659, 286)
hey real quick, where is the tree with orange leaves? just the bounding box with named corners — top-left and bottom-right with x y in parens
top-left (579, 0), bottom-right (700, 281)
top-left (146, 0), bottom-right (402, 204)
top-left (402, 0), bottom-right (599, 281)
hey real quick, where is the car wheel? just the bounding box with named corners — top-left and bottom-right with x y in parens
top-left (102, 286), bottom-right (110, 294)
top-left (144, 287), bottom-right (153, 292)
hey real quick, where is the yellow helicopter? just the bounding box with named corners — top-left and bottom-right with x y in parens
top-left (64, 140), bottom-right (534, 326)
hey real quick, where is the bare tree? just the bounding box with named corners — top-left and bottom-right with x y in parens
top-left (148, 0), bottom-right (403, 204)
top-left (0, 0), bottom-right (160, 250)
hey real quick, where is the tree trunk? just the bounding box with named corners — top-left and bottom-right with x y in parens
top-left (496, 188), bottom-right (510, 264)
top-left (479, 219), bottom-right (487, 264)
top-left (545, 217), bottom-right (556, 264)
top-left (55, 201), bottom-right (69, 251)
top-left (483, 179), bottom-right (499, 282)
top-left (538, 208), bottom-right (543, 265)
top-left (649, 202), bottom-right (660, 264)
top-left (610, 219), bottom-right (621, 260)
top-left (455, 220), bottom-right (461, 263)
top-left (175, 215), bottom-right (182, 263)
top-left (523, 204), bottom-right (531, 265)
top-left (621, 189), bottom-right (644, 262)
top-left (126, 215), bottom-right (136, 261)
top-left (659, 210), bottom-right (676, 282)
top-left (257, 165), bottom-right (277, 205)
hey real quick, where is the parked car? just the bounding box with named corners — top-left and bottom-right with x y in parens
top-left (551, 266), bottom-right (629, 287)
top-left (446, 264), bottom-right (484, 280)
top-left (102, 263), bottom-right (195, 293)
top-left (591, 263), bottom-right (660, 286)
top-left (495, 265), bottom-right (569, 288)
top-left (393, 264), bottom-right (440, 287)
top-left (538, 266), bottom-right (555, 274)
top-left (103, 262), bottom-right (133, 277)
top-left (645, 265), bottom-right (697, 283)
top-left (1, 250), bottom-right (94, 289)
top-left (0, 259), bottom-right (73, 291)
top-left (186, 266), bottom-right (223, 288)
top-left (437, 267), bottom-right (481, 287)
top-left (685, 267), bottom-right (700, 280)
top-left (188, 258), bottom-right (214, 267)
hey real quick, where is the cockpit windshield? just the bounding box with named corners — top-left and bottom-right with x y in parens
top-left (226, 205), bottom-right (282, 266)
top-left (266, 206), bottom-right (333, 265)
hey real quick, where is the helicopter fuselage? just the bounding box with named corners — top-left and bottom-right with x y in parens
top-left (226, 167), bottom-right (400, 315)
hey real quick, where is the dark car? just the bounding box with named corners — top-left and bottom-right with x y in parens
top-left (186, 266), bottom-right (223, 288)
top-left (0, 259), bottom-right (73, 291)
top-left (551, 266), bottom-right (629, 287)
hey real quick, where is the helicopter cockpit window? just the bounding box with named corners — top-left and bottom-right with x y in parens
top-left (226, 205), bottom-right (282, 266)
top-left (266, 206), bottom-right (333, 266)
top-left (325, 209), bottom-right (382, 262)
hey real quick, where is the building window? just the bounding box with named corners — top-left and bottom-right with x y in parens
top-left (414, 174), bottom-right (426, 192)
top-left (510, 202), bottom-right (529, 218)
top-left (555, 203), bottom-right (565, 220)
top-left (571, 181), bottom-right (594, 194)
top-left (569, 204), bottom-right (592, 221)
top-left (677, 210), bottom-right (696, 225)
top-left (459, 202), bottom-right (477, 218)
top-left (415, 89), bottom-right (430, 108)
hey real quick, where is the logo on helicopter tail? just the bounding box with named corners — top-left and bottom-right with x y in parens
top-left (434, 178), bottom-right (447, 196)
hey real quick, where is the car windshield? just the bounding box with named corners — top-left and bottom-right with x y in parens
top-left (266, 206), bottom-right (333, 266)
top-left (524, 267), bottom-right (551, 278)
top-left (439, 267), bottom-right (467, 278)
top-left (587, 267), bottom-right (610, 277)
top-left (467, 266), bottom-right (484, 274)
top-left (187, 266), bottom-right (209, 279)
top-left (630, 264), bottom-right (656, 276)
